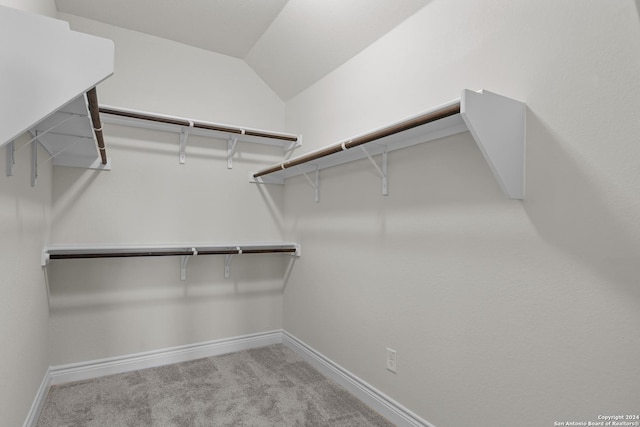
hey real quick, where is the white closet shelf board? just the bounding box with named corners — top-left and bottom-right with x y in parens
top-left (0, 5), bottom-right (114, 150)
top-left (99, 106), bottom-right (301, 168)
top-left (99, 106), bottom-right (301, 148)
top-left (42, 242), bottom-right (301, 265)
top-left (42, 242), bottom-right (301, 280)
top-left (252, 89), bottom-right (525, 200)
top-left (460, 89), bottom-right (525, 200)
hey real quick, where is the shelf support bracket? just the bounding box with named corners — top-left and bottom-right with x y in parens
top-left (227, 136), bottom-right (239, 169)
top-left (298, 165), bottom-right (320, 203)
top-left (180, 247), bottom-right (197, 281)
top-left (224, 247), bottom-right (242, 279)
top-left (283, 136), bottom-right (302, 159)
top-left (6, 140), bottom-right (15, 177)
top-left (179, 121), bottom-right (194, 165)
top-left (180, 255), bottom-right (190, 281)
top-left (31, 137), bottom-right (38, 187)
top-left (360, 146), bottom-right (388, 195)
top-left (41, 249), bottom-right (50, 267)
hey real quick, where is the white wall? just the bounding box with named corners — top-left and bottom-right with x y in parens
top-left (0, 0), bottom-right (55, 17)
top-left (48, 14), bottom-right (289, 364)
top-left (0, 108), bottom-right (53, 427)
top-left (283, 1), bottom-right (640, 426)
top-left (57, 14), bottom-right (285, 130)
top-left (0, 3), bottom-right (56, 426)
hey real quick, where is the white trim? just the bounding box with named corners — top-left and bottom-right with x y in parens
top-left (33, 330), bottom-right (432, 427)
top-left (23, 367), bottom-right (51, 427)
top-left (282, 331), bottom-right (436, 427)
top-left (49, 330), bottom-right (282, 385)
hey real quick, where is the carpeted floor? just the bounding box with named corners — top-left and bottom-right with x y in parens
top-left (37, 344), bottom-right (395, 426)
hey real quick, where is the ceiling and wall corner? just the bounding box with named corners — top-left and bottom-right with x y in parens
top-left (54, 0), bottom-right (432, 100)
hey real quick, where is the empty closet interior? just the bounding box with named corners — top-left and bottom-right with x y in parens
top-left (3, 2), bottom-right (640, 427)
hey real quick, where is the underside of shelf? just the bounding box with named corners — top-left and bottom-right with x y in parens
top-left (251, 89), bottom-right (525, 200)
top-left (29, 94), bottom-right (110, 170)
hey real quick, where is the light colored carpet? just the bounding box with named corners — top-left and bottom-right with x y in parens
top-left (37, 344), bottom-right (395, 426)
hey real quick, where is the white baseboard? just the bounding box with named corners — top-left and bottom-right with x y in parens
top-left (23, 367), bottom-right (51, 427)
top-left (35, 330), bottom-right (432, 427)
top-left (282, 331), bottom-right (435, 427)
top-left (49, 330), bottom-right (282, 386)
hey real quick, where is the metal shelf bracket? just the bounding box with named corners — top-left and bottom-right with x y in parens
top-left (360, 146), bottom-right (388, 195)
top-left (298, 165), bottom-right (320, 202)
top-left (31, 138), bottom-right (38, 187)
top-left (179, 121), bottom-right (194, 164)
top-left (224, 247), bottom-right (242, 279)
top-left (41, 249), bottom-right (50, 267)
top-left (6, 141), bottom-right (15, 176)
top-left (282, 135), bottom-right (302, 159)
top-left (227, 135), bottom-right (239, 169)
top-left (180, 247), bottom-right (197, 280)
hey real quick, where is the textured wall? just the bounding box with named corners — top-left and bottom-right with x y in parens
top-left (283, 1), bottom-right (640, 426)
top-left (48, 15), bottom-right (289, 365)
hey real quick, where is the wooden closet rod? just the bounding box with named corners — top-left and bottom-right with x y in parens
top-left (86, 87), bottom-right (108, 165)
top-left (98, 107), bottom-right (299, 143)
top-left (50, 250), bottom-right (196, 260)
top-left (253, 102), bottom-right (461, 178)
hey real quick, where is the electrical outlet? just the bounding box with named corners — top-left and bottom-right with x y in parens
top-left (386, 347), bottom-right (397, 373)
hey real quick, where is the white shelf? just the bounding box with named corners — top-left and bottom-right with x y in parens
top-left (251, 89), bottom-right (525, 200)
top-left (42, 242), bottom-right (301, 280)
top-left (43, 242), bottom-right (300, 260)
top-left (0, 5), bottom-right (114, 154)
top-left (99, 105), bottom-right (302, 168)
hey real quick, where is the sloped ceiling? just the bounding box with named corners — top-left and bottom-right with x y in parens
top-left (55, 0), bottom-right (431, 100)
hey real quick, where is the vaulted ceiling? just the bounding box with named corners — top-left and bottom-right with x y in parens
top-left (55, 0), bottom-right (431, 100)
